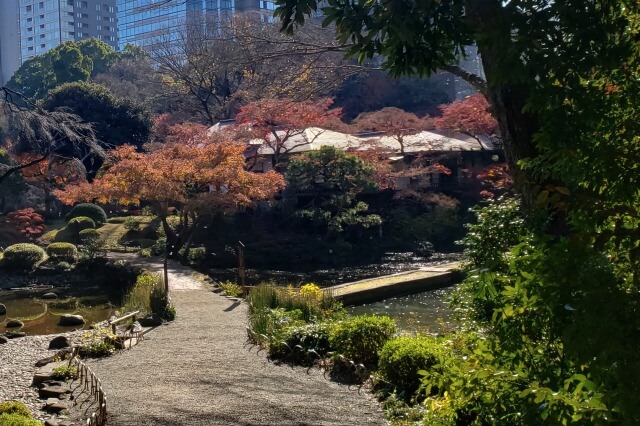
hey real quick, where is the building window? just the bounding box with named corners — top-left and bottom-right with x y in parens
top-left (41, 44), bottom-right (46, 48)
top-left (96, 4), bottom-right (101, 11)
top-left (28, 46), bottom-right (34, 51)
top-left (26, 5), bottom-right (32, 12)
top-left (39, 2), bottom-right (44, 9)
top-left (96, 25), bottom-right (102, 30)
top-left (39, 24), bottom-right (45, 29)
top-left (27, 17), bottom-right (33, 22)
top-left (27, 36), bottom-right (34, 41)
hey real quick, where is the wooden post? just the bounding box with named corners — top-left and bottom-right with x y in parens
top-left (236, 241), bottom-right (246, 294)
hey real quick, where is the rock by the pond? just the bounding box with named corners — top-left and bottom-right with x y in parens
top-left (41, 293), bottom-right (58, 300)
top-left (6, 319), bottom-right (24, 328)
top-left (0, 303), bottom-right (6, 315)
top-left (0, 335), bottom-right (8, 344)
top-left (58, 314), bottom-right (85, 326)
top-left (5, 331), bottom-right (27, 338)
top-left (138, 315), bottom-right (162, 327)
top-left (48, 336), bottom-right (70, 349)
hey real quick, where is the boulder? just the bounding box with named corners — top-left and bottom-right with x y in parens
top-left (0, 303), bottom-right (6, 315)
top-left (0, 335), bottom-right (8, 344)
top-left (138, 315), bottom-right (163, 327)
top-left (41, 293), bottom-right (58, 300)
top-left (58, 314), bottom-right (85, 326)
top-left (5, 331), bottom-right (26, 338)
top-left (6, 319), bottom-right (24, 328)
top-left (48, 335), bottom-right (70, 349)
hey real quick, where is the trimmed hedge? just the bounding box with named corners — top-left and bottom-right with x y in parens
top-left (0, 401), bottom-right (31, 417)
top-left (378, 336), bottom-right (450, 397)
top-left (2, 243), bottom-right (46, 270)
top-left (0, 413), bottom-right (42, 426)
top-left (79, 228), bottom-right (100, 242)
top-left (65, 203), bottom-right (107, 225)
top-left (46, 242), bottom-right (78, 261)
top-left (68, 216), bottom-right (95, 233)
top-left (328, 315), bottom-right (396, 367)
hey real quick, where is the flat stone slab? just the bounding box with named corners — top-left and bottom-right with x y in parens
top-left (39, 385), bottom-right (71, 399)
top-left (325, 261), bottom-right (463, 305)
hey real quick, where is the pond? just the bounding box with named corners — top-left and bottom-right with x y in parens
top-left (0, 286), bottom-right (116, 336)
top-left (347, 286), bottom-right (458, 334)
top-left (210, 252), bottom-right (462, 287)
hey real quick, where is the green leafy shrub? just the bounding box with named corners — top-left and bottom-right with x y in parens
top-left (378, 336), bottom-right (450, 398)
top-left (0, 413), bottom-right (42, 426)
top-left (79, 340), bottom-right (116, 358)
top-left (0, 402), bottom-right (31, 417)
top-left (65, 203), bottom-right (107, 225)
top-left (150, 285), bottom-right (176, 321)
top-left (123, 217), bottom-right (142, 231)
top-left (98, 260), bottom-right (142, 301)
top-left (46, 242), bottom-right (78, 261)
top-left (68, 216), bottom-right (96, 234)
top-left (2, 243), bottom-right (46, 270)
top-left (178, 246), bottom-right (206, 265)
top-left (51, 365), bottom-right (79, 381)
top-left (328, 314), bottom-right (396, 367)
top-left (270, 322), bottom-right (332, 365)
top-left (219, 281), bottom-right (244, 297)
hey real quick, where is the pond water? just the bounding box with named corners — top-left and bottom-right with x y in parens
top-left (211, 252), bottom-right (462, 287)
top-left (0, 286), bottom-right (116, 335)
top-left (347, 286), bottom-right (458, 334)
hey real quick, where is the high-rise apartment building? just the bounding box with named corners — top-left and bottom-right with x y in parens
top-left (117, 0), bottom-right (275, 51)
top-left (0, 2), bottom-right (21, 86)
top-left (0, 0), bottom-right (118, 85)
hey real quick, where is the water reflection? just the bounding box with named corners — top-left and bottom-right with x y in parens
top-left (347, 286), bottom-right (457, 334)
top-left (0, 290), bottom-right (115, 335)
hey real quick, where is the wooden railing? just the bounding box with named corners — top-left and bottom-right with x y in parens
top-left (109, 310), bottom-right (143, 349)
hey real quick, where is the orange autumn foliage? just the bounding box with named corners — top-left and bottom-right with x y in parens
top-left (55, 131), bottom-right (285, 213)
top-left (7, 208), bottom-right (46, 240)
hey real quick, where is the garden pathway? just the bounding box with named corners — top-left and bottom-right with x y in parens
top-left (88, 255), bottom-right (385, 425)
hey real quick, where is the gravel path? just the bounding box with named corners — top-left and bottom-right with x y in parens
top-left (89, 258), bottom-right (386, 425)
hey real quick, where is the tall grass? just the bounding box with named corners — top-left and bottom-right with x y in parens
top-left (247, 283), bottom-right (336, 339)
top-left (122, 272), bottom-right (161, 315)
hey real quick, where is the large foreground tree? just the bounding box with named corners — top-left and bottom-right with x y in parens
top-left (275, 1), bottom-right (640, 423)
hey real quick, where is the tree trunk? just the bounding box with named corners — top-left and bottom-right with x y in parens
top-left (467, 1), bottom-right (541, 207)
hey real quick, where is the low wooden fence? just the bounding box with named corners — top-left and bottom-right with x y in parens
top-left (68, 348), bottom-right (107, 426)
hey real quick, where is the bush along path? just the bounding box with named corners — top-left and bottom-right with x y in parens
top-left (88, 255), bottom-right (385, 425)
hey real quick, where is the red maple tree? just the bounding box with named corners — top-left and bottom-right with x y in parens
top-left (55, 125), bottom-right (284, 263)
top-left (353, 107), bottom-right (432, 155)
top-left (434, 94), bottom-right (499, 143)
top-left (236, 98), bottom-right (344, 168)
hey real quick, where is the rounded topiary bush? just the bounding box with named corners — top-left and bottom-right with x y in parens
top-left (0, 413), bottom-right (42, 426)
top-left (46, 242), bottom-right (78, 261)
top-left (378, 336), bottom-right (450, 397)
top-left (68, 216), bottom-right (96, 234)
top-left (328, 314), bottom-right (396, 367)
top-left (2, 243), bottom-right (46, 270)
top-left (78, 228), bottom-right (100, 243)
top-left (65, 203), bottom-right (107, 226)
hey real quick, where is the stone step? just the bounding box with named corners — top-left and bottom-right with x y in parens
top-left (39, 385), bottom-right (71, 399)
